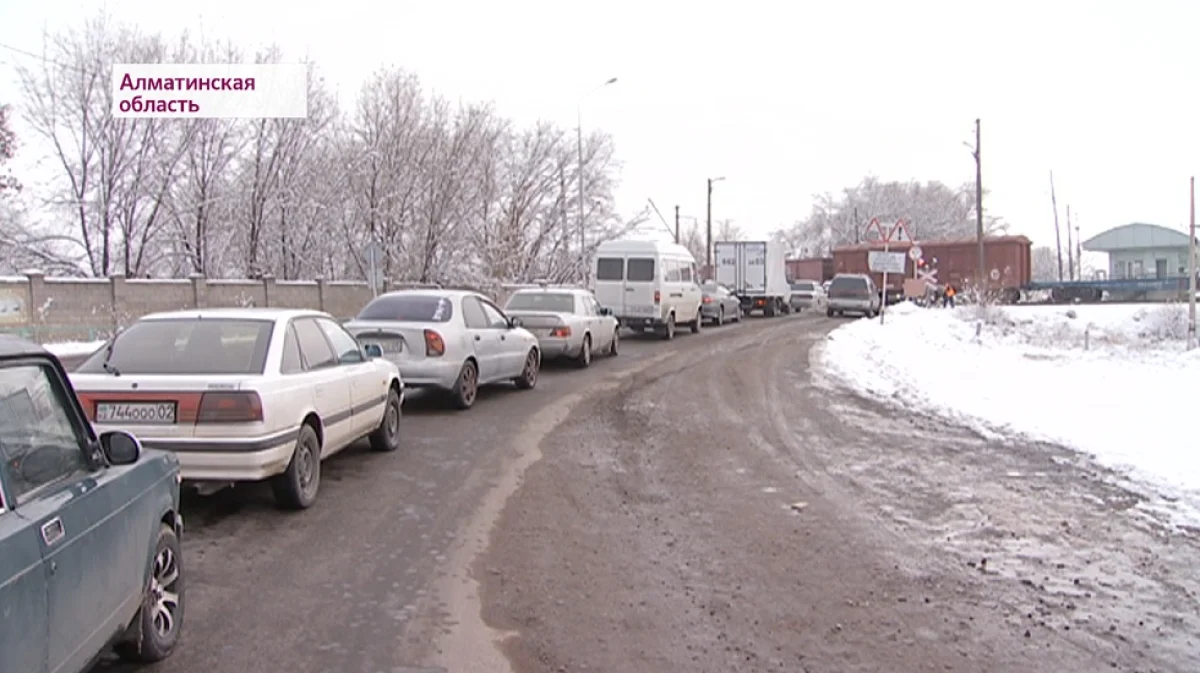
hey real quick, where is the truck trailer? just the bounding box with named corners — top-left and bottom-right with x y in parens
top-left (714, 240), bottom-right (792, 316)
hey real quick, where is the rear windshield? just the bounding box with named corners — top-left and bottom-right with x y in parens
top-left (830, 277), bottom-right (868, 292)
top-left (791, 282), bottom-right (815, 291)
top-left (627, 258), bottom-right (656, 282)
top-left (505, 292), bottom-right (576, 313)
top-left (596, 257), bottom-right (624, 281)
top-left (356, 294), bottom-right (453, 322)
top-left (76, 319), bottom-right (274, 375)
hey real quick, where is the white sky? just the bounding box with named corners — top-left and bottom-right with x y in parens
top-left (1, 0), bottom-right (1197, 246)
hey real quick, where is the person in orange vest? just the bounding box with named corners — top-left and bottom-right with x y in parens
top-left (943, 283), bottom-right (957, 308)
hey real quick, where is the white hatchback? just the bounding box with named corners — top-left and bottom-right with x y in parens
top-left (70, 308), bottom-right (405, 509)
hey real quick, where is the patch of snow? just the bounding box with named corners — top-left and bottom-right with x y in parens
top-left (816, 302), bottom-right (1200, 528)
top-left (43, 340), bottom-right (107, 358)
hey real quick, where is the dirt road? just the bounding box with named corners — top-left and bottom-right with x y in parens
top-left (475, 315), bottom-right (1200, 673)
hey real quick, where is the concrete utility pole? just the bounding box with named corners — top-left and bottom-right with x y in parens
top-left (974, 118), bottom-right (984, 293)
top-left (674, 205), bottom-right (681, 244)
top-left (1066, 205), bottom-right (1075, 281)
top-left (706, 176), bottom-right (725, 275)
top-left (577, 77), bottom-right (618, 284)
top-left (1189, 176), bottom-right (1196, 350)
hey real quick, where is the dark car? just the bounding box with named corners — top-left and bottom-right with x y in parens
top-left (700, 282), bottom-right (742, 326)
top-left (826, 273), bottom-right (881, 318)
top-left (0, 336), bottom-right (184, 673)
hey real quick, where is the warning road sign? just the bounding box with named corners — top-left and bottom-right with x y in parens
top-left (889, 220), bottom-right (913, 243)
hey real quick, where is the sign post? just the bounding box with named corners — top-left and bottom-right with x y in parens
top-left (365, 239), bottom-right (384, 297)
top-left (864, 219), bottom-right (912, 325)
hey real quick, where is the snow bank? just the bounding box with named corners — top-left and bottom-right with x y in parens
top-left (817, 301), bottom-right (1200, 527)
top-left (42, 340), bottom-right (106, 358)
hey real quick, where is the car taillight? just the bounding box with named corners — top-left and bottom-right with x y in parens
top-left (197, 392), bottom-right (263, 423)
top-left (654, 290), bottom-right (661, 303)
top-left (424, 329), bottom-right (445, 356)
top-left (702, 296), bottom-right (712, 304)
top-left (550, 326), bottom-right (571, 338)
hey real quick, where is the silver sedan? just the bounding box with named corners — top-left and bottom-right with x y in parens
top-left (700, 282), bottom-right (741, 326)
top-left (503, 287), bottom-right (619, 368)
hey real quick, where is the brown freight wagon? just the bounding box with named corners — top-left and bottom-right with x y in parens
top-left (831, 235), bottom-right (1032, 302)
top-left (785, 257), bottom-right (834, 283)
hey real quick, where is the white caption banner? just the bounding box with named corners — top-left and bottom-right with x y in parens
top-left (112, 64), bottom-right (309, 119)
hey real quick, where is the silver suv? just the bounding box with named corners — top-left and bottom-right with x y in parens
top-left (826, 273), bottom-right (881, 318)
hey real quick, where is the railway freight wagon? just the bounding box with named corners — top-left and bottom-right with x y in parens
top-left (785, 257), bottom-right (834, 283)
top-left (831, 235), bottom-right (1033, 303)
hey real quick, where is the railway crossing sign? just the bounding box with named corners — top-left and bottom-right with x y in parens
top-left (908, 245), bottom-right (923, 261)
top-left (917, 267), bottom-right (939, 285)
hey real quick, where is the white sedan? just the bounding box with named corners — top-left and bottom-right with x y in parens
top-left (343, 289), bottom-right (542, 410)
top-left (502, 286), bottom-right (619, 367)
top-left (70, 308), bottom-right (404, 510)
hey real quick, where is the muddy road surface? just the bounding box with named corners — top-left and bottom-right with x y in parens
top-left (476, 315), bottom-right (1200, 673)
top-left (85, 311), bottom-right (1199, 673)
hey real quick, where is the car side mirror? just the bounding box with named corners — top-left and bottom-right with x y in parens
top-left (599, 307), bottom-right (612, 316)
top-left (508, 316), bottom-right (524, 329)
top-left (99, 430), bottom-right (141, 465)
top-left (362, 343), bottom-right (383, 359)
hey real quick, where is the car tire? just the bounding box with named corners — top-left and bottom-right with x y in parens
top-left (660, 314), bottom-right (675, 340)
top-left (272, 423), bottom-right (321, 509)
top-left (716, 307), bottom-right (724, 326)
top-left (826, 308), bottom-right (834, 318)
top-left (515, 349), bottom-right (539, 389)
top-left (575, 335), bottom-right (592, 368)
top-left (690, 311), bottom-right (702, 334)
top-left (451, 360), bottom-right (479, 409)
top-left (608, 329), bottom-right (619, 356)
top-left (368, 387), bottom-right (402, 452)
top-left (114, 524), bottom-right (184, 663)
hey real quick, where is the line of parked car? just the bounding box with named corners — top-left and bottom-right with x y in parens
top-left (1, 238), bottom-right (829, 673)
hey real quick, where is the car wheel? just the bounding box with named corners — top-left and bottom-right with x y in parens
top-left (660, 314), bottom-right (676, 340)
top-left (451, 360), bottom-right (479, 409)
top-left (716, 307), bottom-right (724, 326)
top-left (608, 329), bottom-right (619, 356)
top-left (272, 423), bottom-right (321, 509)
top-left (515, 349), bottom-right (539, 389)
top-left (691, 311), bottom-right (702, 334)
top-left (576, 335), bottom-right (592, 368)
top-left (826, 308), bottom-right (834, 318)
top-left (115, 524), bottom-right (184, 663)
top-left (368, 387), bottom-right (402, 452)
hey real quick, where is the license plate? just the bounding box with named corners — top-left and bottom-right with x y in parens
top-left (95, 402), bottom-right (177, 424)
top-left (365, 339), bottom-right (403, 354)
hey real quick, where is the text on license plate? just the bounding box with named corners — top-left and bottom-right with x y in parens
top-left (95, 402), bottom-right (178, 424)
top-left (366, 339), bottom-right (403, 354)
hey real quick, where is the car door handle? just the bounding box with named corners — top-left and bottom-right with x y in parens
top-left (669, 292), bottom-right (683, 298)
top-left (474, 335), bottom-right (481, 341)
top-left (500, 335), bottom-right (506, 341)
top-left (625, 287), bottom-right (635, 292)
top-left (41, 517), bottom-right (65, 547)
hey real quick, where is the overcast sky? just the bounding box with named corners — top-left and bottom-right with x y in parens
top-left (1, 0), bottom-right (1197, 247)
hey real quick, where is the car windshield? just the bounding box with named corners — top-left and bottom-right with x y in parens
top-left (505, 292), bottom-right (576, 313)
top-left (791, 282), bottom-right (815, 291)
top-left (356, 294), bottom-right (454, 322)
top-left (830, 277), bottom-right (867, 292)
top-left (76, 318), bottom-right (275, 375)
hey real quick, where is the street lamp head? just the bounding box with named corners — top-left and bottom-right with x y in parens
top-left (604, 77), bottom-right (618, 85)
top-left (710, 176), bottom-right (726, 183)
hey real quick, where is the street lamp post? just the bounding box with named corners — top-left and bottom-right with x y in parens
top-left (706, 176), bottom-right (726, 278)
top-left (577, 77), bottom-right (618, 285)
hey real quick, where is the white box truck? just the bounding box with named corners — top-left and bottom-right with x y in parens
top-left (713, 240), bottom-right (792, 317)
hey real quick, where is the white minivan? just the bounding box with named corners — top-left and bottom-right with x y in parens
top-left (593, 238), bottom-right (704, 340)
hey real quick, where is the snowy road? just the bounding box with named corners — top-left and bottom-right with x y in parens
top-left (86, 309), bottom-right (1199, 673)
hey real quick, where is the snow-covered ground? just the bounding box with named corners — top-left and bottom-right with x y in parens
top-left (42, 340), bottom-right (106, 359)
top-left (816, 301), bottom-right (1200, 528)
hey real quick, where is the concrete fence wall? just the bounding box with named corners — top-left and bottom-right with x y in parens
top-left (0, 271), bottom-right (376, 344)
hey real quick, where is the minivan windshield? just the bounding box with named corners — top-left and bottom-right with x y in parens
top-left (76, 319), bottom-right (275, 375)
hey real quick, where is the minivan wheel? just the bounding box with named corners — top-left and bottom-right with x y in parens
top-left (660, 314), bottom-right (676, 340)
top-left (115, 524), bottom-right (183, 663)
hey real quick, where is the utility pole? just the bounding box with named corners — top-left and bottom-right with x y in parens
top-left (974, 119), bottom-right (984, 293)
top-left (706, 176), bottom-right (725, 275)
top-left (1076, 224), bottom-right (1082, 279)
top-left (1188, 176), bottom-right (1196, 350)
top-left (1066, 205), bottom-right (1075, 281)
top-left (674, 205), bottom-right (681, 244)
top-left (1049, 171), bottom-right (1064, 281)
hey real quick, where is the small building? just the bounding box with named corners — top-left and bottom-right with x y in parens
top-left (1081, 223), bottom-right (1197, 279)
